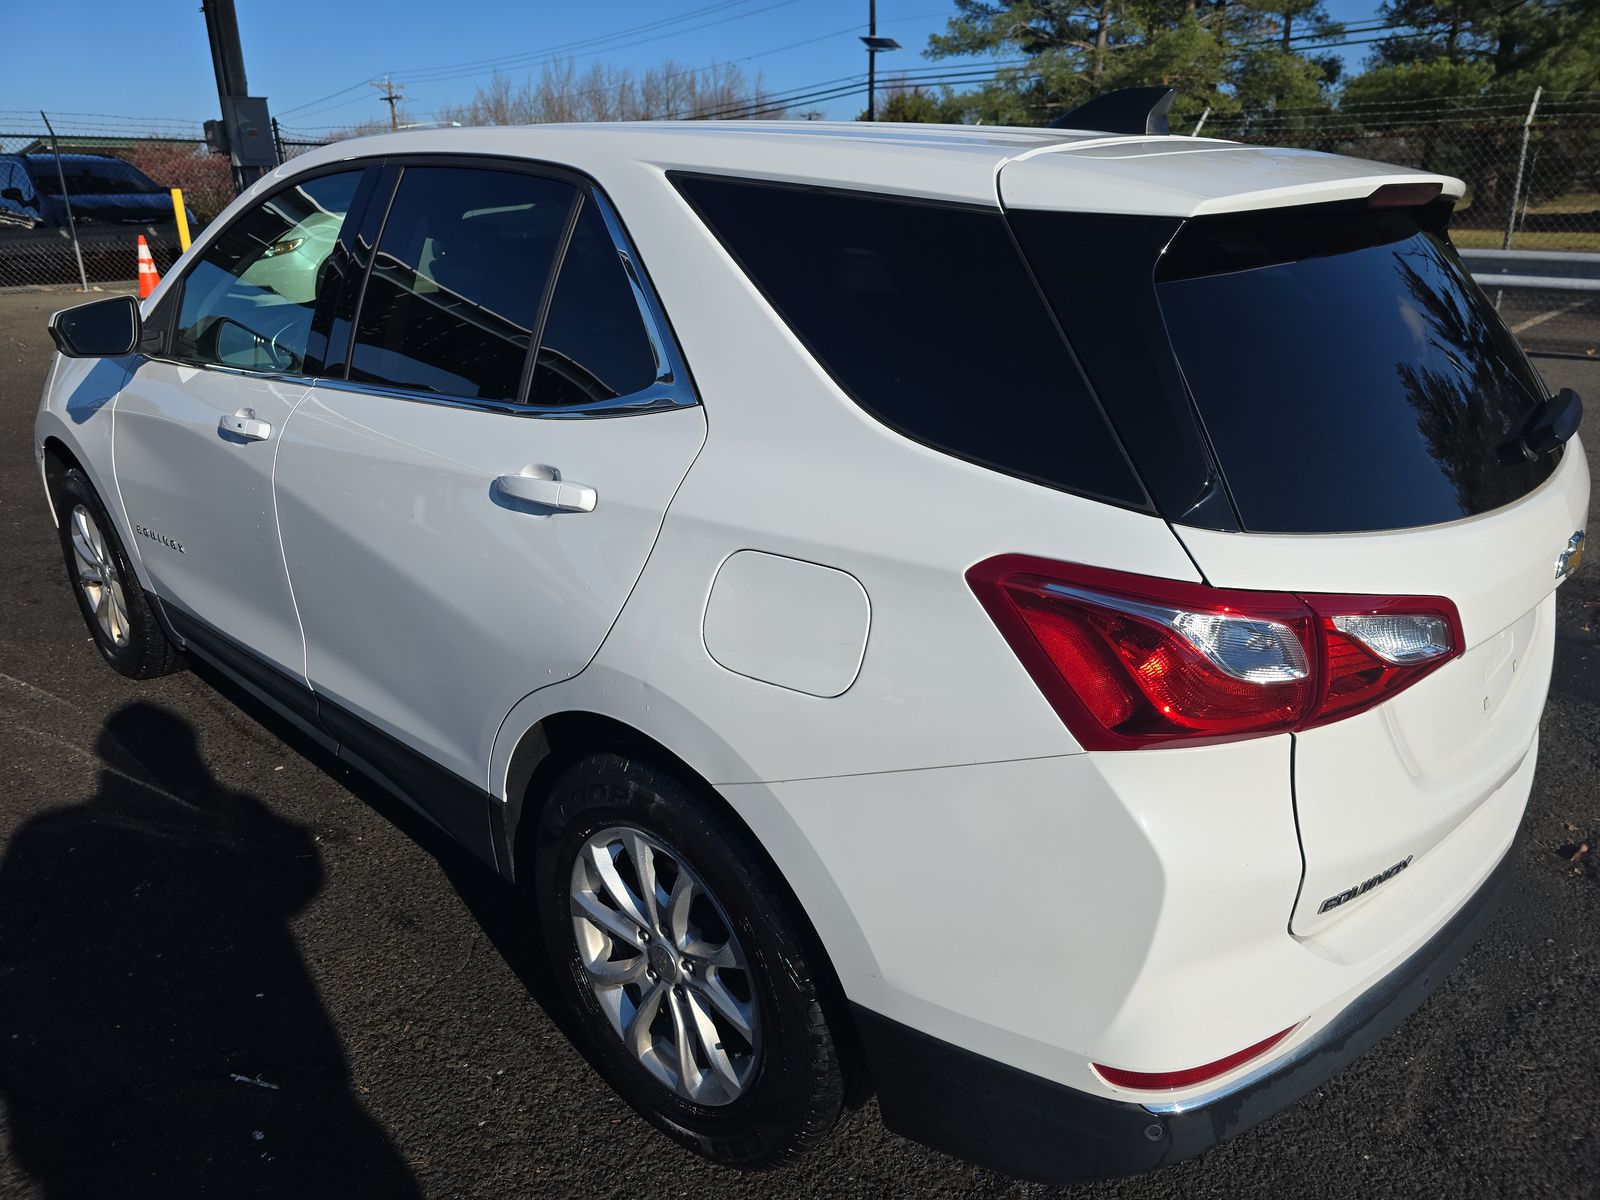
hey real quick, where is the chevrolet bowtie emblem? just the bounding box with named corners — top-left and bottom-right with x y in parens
top-left (1556, 530), bottom-right (1585, 580)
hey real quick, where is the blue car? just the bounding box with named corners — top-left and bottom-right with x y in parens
top-left (0, 153), bottom-right (193, 229)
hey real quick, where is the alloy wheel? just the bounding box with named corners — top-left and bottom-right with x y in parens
top-left (69, 504), bottom-right (130, 648)
top-left (569, 825), bottom-right (760, 1106)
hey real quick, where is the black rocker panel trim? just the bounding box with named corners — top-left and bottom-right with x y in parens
top-left (316, 700), bottom-right (498, 867)
top-left (166, 605), bottom-right (324, 735)
top-left (164, 604), bottom-right (498, 868)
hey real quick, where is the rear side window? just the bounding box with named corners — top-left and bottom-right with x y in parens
top-left (350, 166), bottom-right (576, 402)
top-left (530, 195), bottom-right (660, 406)
top-left (1154, 203), bottom-right (1556, 533)
top-left (674, 176), bottom-right (1145, 507)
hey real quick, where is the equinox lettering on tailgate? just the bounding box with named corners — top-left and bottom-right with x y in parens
top-left (1318, 855), bottom-right (1414, 914)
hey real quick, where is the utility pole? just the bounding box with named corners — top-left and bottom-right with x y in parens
top-left (859, 1), bottom-right (901, 122)
top-left (372, 76), bottom-right (406, 132)
top-left (201, 0), bottom-right (274, 192)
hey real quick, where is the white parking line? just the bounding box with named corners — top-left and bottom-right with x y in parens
top-left (1510, 296), bottom-right (1592, 335)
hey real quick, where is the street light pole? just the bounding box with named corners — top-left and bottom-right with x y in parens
top-left (868, 0), bottom-right (877, 122)
top-left (859, 3), bottom-right (902, 122)
top-left (201, 0), bottom-right (273, 191)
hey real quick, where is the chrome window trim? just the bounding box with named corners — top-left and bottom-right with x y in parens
top-left (138, 356), bottom-right (320, 388)
top-left (309, 374), bottom-right (692, 420)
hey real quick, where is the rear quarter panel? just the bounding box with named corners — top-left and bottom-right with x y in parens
top-left (490, 157), bottom-right (1203, 791)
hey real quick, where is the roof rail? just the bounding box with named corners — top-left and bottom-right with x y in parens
top-left (1048, 87), bottom-right (1177, 136)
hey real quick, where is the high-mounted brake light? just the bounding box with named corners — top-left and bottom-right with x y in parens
top-left (967, 556), bottom-right (1463, 749)
top-left (1366, 181), bottom-right (1443, 208)
top-left (1093, 1025), bottom-right (1297, 1091)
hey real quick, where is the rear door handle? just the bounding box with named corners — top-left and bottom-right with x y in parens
top-left (495, 470), bottom-right (598, 513)
top-left (219, 408), bottom-right (272, 442)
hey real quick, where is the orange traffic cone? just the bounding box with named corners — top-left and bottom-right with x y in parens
top-left (136, 235), bottom-right (160, 299)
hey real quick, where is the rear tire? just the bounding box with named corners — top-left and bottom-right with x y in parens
top-left (533, 751), bottom-right (852, 1168)
top-left (52, 467), bottom-right (182, 679)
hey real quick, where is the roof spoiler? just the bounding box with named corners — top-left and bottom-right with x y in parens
top-left (1049, 87), bottom-right (1177, 137)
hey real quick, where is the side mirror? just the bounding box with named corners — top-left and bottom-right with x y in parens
top-left (1521, 388), bottom-right (1583, 459)
top-left (48, 295), bottom-right (141, 358)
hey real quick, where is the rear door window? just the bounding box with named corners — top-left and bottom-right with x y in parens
top-left (349, 166), bottom-right (576, 403)
top-left (529, 194), bottom-right (660, 406)
top-left (674, 175), bottom-right (1146, 507)
top-left (1154, 203), bottom-right (1556, 533)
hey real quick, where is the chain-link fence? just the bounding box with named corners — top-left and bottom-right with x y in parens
top-left (0, 127), bottom-right (330, 289)
top-left (273, 119), bottom-right (328, 164)
top-left (1206, 91), bottom-right (1600, 253)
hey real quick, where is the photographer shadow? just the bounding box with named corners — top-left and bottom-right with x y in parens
top-left (0, 702), bottom-right (420, 1199)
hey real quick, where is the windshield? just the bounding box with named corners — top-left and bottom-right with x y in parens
top-left (25, 158), bottom-right (164, 197)
top-left (1154, 203), bottom-right (1556, 533)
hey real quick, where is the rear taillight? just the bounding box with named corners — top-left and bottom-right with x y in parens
top-left (967, 555), bottom-right (1463, 750)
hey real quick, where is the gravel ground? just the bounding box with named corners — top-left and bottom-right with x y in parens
top-left (0, 287), bottom-right (1597, 1199)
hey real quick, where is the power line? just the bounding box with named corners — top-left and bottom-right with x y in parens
top-left (279, 12), bottom-right (1459, 129)
top-left (277, 0), bottom-right (807, 118)
top-left (403, 0), bottom-right (812, 88)
top-left (286, 7), bottom-right (968, 130)
top-left (277, 0), bottom-right (763, 114)
top-left (392, 0), bottom-right (766, 81)
top-left (669, 59), bottom-right (1043, 120)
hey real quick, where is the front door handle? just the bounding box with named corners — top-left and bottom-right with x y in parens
top-left (495, 469), bottom-right (598, 513)
top-left (219, 408), bottom-right (272, 442)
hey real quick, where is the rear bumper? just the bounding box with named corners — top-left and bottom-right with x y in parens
top-left (855, 845), bottom-right (1511, 1184)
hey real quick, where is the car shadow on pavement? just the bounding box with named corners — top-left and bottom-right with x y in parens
top-left (0, 701), bottom-right (421, 1200)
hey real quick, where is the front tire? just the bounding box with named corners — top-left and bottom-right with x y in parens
top-left (51, 467), bottom-right (181, 679)
top-left (533, 752), bottom-right (853, 1168)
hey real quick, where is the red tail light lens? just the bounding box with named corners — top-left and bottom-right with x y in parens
top-left (967, 555), bottom-right (1463, 750)
top-left (1305, 596), bottom-right (1462, 727)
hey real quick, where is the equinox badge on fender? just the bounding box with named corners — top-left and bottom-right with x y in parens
top-left (1318, 855), bottom-right (1413, 914)
top-left (135, 524), bottom-right (186, 554)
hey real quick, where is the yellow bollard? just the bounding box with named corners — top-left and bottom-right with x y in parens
top-left (169, 187), bottom-right (192, 252)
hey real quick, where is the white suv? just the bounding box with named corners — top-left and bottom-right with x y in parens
top-left (34, 102), bottom-right (1589, 1183)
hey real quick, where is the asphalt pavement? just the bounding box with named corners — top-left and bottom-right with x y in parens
top-left (0, 286), bottom-right (1597, 1199)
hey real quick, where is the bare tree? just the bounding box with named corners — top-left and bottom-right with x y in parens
top-left (326, 115), bottom-right (415, 141)
top-left (434, 60), bottom-right (788, 125)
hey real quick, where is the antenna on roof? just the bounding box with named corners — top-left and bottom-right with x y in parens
top-left (1048, 87), bottom-right (1177, 136)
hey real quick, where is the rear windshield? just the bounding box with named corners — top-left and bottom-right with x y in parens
top-left (673, 175), bottom-right (1147, 508)
top-left (1155, 203), bottom-right (1556, 533)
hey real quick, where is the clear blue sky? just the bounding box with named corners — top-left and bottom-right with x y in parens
top-left (1, 0), bottom-right (1384, 136)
